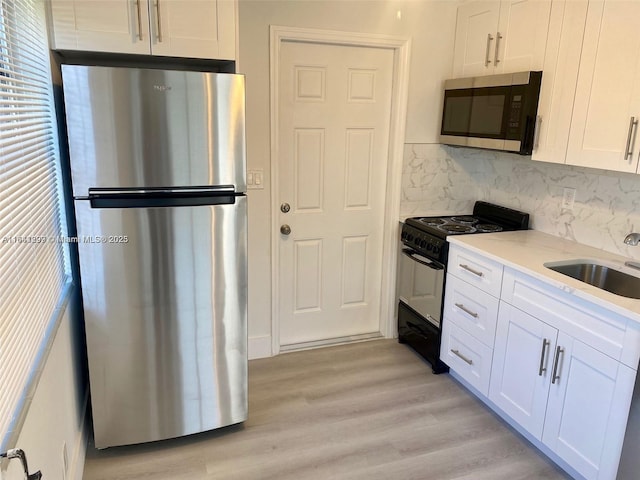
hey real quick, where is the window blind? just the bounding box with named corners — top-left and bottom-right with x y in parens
top-left (0, 0), bottom-right (69, 440)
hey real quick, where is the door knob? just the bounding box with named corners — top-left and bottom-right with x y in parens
top-left (280, 202), bottom-right (290, 213)
top-left (280, 224), bottom-right (291, 235)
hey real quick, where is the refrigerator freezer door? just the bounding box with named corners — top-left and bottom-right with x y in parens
top-left (75, 197), bottom-right (247, 448)
top-left (61, 65), bottom-right (246, 195)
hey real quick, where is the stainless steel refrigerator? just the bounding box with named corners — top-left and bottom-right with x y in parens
top-left (61, 65), bottom-right (247, 448)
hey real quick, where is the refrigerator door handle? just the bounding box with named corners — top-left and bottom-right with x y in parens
top-left (88, 185), bottom-right (236, 197)
top-left (87, 186), bottom-right (240, 209)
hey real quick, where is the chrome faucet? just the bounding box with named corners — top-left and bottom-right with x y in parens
top-left (624, 233), bottom-right (640, 246)
top-left (624, 233), bottom-right (640, 270)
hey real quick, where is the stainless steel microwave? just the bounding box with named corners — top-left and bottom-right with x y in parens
top-left (440, 71), bottom-right (542, 155)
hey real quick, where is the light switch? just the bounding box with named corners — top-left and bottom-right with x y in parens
top-left (247, 169), bottom-right (264, 190)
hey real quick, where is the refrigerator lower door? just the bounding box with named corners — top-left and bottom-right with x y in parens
top-left (75, 196), bottom-right (247, 448)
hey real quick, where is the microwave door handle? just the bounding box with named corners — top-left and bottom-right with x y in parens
top-left (533, 115), bottom-right (542, 150)
top-left (402, 249), bottom-right (444, 270)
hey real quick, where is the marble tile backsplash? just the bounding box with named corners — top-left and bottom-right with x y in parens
top-left (401, 143), bottom-right (640, 259)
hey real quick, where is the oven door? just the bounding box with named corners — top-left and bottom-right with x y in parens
top-left (398, 247), bottom-right (445, 327)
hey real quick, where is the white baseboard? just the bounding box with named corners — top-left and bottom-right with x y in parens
top-left (249, 335), bottom-right (272, 359)
top-left (69, 390), bottom-right (89, 480)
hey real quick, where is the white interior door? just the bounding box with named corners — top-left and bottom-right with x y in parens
top-left (276, 40), bottom-right (394, 348)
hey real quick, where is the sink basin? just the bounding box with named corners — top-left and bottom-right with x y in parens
top-left (545, 261), bottom-right (640, 299)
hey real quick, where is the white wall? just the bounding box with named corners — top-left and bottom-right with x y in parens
top-left (237, 0), bottom-right (458, 358)
top-left (1, 290), bottom-right (87, 480)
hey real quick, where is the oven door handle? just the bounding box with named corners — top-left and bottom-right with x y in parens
top-left (402, 249), bottom-right (444, 270)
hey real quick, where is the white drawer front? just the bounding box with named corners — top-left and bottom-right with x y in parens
top-left (441, 320), bottom-right (493, 396)
top-left (444, 275), bottom-right (499, 347)
top-left (448, 245), bottom-right (504, 297)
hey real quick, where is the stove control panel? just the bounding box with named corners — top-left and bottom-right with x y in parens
top-left (400, 224), bottom-right (447, 262)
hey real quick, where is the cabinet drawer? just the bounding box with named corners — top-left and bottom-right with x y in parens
top-left (444, 275), bottom-right (499, 347)
top-left (448, 245), bottom-right (504, 297)
top-left (441, 320), bottom-right (493, 396)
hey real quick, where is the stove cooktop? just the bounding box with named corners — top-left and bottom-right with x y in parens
top-left (411, 215), bottom-right (506, 236)
top-left (401, 201), bottom-right (529, 263)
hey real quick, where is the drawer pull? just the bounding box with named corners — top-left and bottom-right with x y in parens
top-left (551, 346), bottom-right (565, 384)
top-left (459, 264), bottom-right (484, 277)
top-left (455, 303), bottom-right (478, 318)
top-left (538, 338), bottom-right (550, 376)
top-left (451, 349), bottom-right (473, 365)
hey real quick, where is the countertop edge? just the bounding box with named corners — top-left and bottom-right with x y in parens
top-left (448, 231), bottom-right (640, 325)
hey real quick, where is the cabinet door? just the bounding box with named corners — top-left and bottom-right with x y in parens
top-left (542, 333), bottom-right (636, 480)
top-left (150, 0), bottom-right (236, 60)
top-left (495, 0), bottom-right (552, 74)
top-left (565, 0), bottom-right (640, 172)
top-left (489, 302), bottom-right (557, 439)
top-left (531, 0), bottom-right (587, 163)
top-left (49, 0), bottom-right (151, 54)
top-left (452, 1), bottom-right (501, 78)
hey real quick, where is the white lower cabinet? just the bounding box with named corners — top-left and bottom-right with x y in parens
top-left (489, 303), bottom-right (557, 439)
top-left (490, 302), bottom-right (635, 480)
top-left (444, 244), bottom-right (639, 480)
top-left (542, 333), bottom-right (636, 480)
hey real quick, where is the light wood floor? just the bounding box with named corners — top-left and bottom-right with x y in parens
top-left (82, 339), bottom-right (570, 480)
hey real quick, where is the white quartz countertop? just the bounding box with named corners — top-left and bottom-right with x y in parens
top-left (448, 230), bottom-right (640, 323)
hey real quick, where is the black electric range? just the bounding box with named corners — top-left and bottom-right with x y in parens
top-left (398, 201), bottom-right (529, 373)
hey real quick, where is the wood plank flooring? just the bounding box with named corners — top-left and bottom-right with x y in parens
top-left (82, 340), bottom-right (570, 480)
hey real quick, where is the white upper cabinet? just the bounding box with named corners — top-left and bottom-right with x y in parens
top-left (452, 1), bottom-right (501, 77)
top-left (150, 0), bottom-right (236, 59)
top-left (452, 0), bottom-right (552, 78)
top-left (48, 0), bottom-right (151, 55)
top-left (565, 0), bottom-right (640, 172)
top-left (48, 0), bottom-right (236, 60)
top-left (531, 0), bottom-right (587, 163)
top-left (534, 0), bottom-right (640, 172)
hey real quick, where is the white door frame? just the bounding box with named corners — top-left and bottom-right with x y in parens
top-left (270, 25), bottom-right (411, 355)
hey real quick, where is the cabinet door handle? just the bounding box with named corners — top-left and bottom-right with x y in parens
top-left (551, 345), bottom-right (564, 384)
top-left (485, 33), bottom-right (494, 67)
top-left (624, 116), bottom-right (638, 161)
top-left (533, 116), bottom-right (542, 150)
top-left (459, 264), bottom-right (484, 277)
top-left (451, 349), bottom-right (473, 365)
top-left (455, 303), bottom-right (478, 318)
top-left (134, 0), bottom-right (143, 40)
top-left (494, 32), bottom-right (503, 65)
top-left (538, 338), bottom-right (550, 376)
top-left (154, 0), bottom-right (163, 42)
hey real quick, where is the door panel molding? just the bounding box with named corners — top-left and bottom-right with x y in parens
top-left (270, 26), bottom-right (411, 355)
